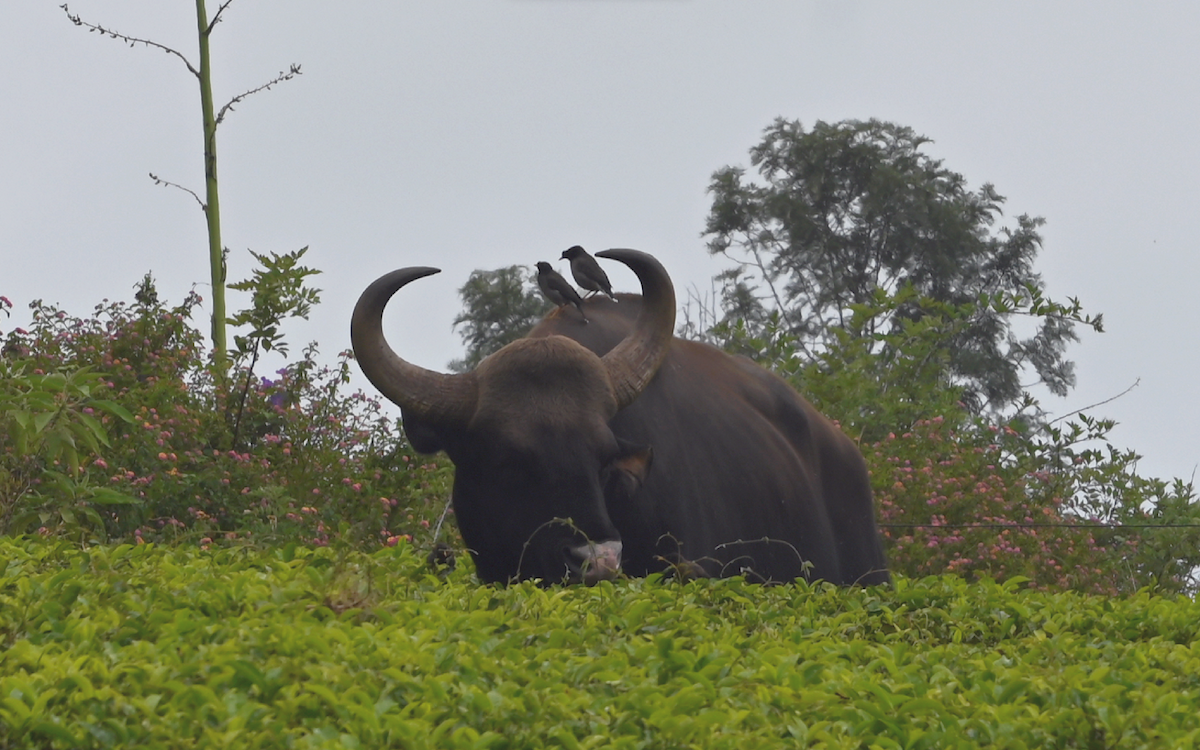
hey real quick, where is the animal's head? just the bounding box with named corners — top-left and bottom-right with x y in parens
top-left (351, 249), bottom-right (675, 584)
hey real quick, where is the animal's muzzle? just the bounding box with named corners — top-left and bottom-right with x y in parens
top-left (567, 540), bottom-right (622, 584)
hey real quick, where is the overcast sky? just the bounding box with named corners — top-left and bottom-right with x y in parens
top-left (4, 2), bottom-right (1198, 484)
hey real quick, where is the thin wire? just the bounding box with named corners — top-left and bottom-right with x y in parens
top-left (880, 522), bottom-right (1200, 530)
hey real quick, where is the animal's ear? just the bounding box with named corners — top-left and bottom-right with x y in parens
top-left (605, 438), bottom-right (653, 498)
top-left (401, 411), bottom-right (445, 454)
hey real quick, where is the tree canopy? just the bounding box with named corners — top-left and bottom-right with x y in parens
top-left (449, 265), bottom-right (551, 373)
top-left (701, 117), bottom-right (1099, 413)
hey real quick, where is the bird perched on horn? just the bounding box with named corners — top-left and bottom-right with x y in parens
top-left (536, 261), bottom-right (588, 323)
top-left (561, 245), bottom-right (617, 301)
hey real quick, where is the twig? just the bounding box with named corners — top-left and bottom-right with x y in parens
top-left (60, 4), bottom-right (200, 79)
top-left (713, 536), bottom-right (812, 582)
top-left (149, 173), bottom-right (205, 210)
top-left (513, 516), bottom-right (591, 583)
top-left (1048, 378), bottom-right (1140, 426)
top-left (214, 65), bottom-right (303, 127)
top-left (207, 0), bottom-right (236, 34)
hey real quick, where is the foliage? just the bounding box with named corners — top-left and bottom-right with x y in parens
top-left (5, 539), bottom-right (1200, 748)
top-left (1, 270), bottom-right (454, 552)
top-left (702, 117), bottom-right (1103, 413)
top-left (869, 419), bottom-right (1138, 595)
top-left (713, 283), bottom-right (1200, 595)
top-left (1024, 413), bottom-right (1200, 592)
top-left (718, 283), bottom-right (1087, 440)
top-left (0, 361), bottom-right (135, 540)
top-left (227, 247), bottom-right (322, 360)
top-left (449, 265), bottom-right (552, 373)
top-left (6, 254), bottom-right (1191, 593)
top-left (717, 286), bottom-right (971, 443)
top-left (226, 247), bottom-right (321, 449)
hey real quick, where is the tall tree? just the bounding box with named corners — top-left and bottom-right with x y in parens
top-left (703, 117), bottom-right (1096, 413)
top-left (449, 266), bottom-right (552, 373)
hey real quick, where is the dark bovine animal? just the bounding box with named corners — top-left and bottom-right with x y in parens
top-left (351, 249), bottom-right (889, 586)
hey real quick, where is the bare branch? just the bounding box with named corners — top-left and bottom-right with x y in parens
top-left (214, 64), bottom-right (303, 127)
top-left (60, 4), bottom-right (200, 79)
top-left (1048, 378), bottom-right (1141, 426)
top-left (206, 0), bottom-right (236, 36)
top-left (149, 172), bottom-right (206, 211)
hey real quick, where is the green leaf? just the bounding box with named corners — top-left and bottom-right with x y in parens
top-left (31, 721), bottom-right (79, 746)
top-left (87, 488), bottom-right (140, 506)
top-left (90, 400), bottom-right (134, 423)
top-left (33, 411), bottom-right (56, 434)
top-left (995, 679), bottom-right (1031, 704)
top-left (75, 412), bottom-right (111, 447)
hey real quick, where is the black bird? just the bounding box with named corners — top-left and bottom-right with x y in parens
top-left (536, 261), bottom-right (588, 323)
top-left (561, 245), bottom-right (617, 301)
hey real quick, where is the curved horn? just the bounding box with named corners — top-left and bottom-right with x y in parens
top-left (351, 267), bottom-right (477, 427)
top-left (596, 249), bottom-right (676, 410)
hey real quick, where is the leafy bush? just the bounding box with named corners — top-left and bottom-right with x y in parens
top-left (0, 360), bottom-right (136, 539)
top-left (869, 419), bottom-right (1133, 594)
top-left (1, 267), bottom-right (454, 551)
top-left (4, 539), bottom-right (1200, 748)
top-left (718, 285), bottom-right (1200, 595)
top-left (0, 291), bottom-right (139, 538)
top-left (5, 257), bottom-right (1198, 593)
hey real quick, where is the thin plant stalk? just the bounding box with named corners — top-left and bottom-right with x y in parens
top-left (196, 0), bottom-right (227, 370)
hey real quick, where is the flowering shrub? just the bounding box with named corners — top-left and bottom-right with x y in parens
top-left (1, 274), bottom-right (455, 551)
top-left (869, 418), bottom-right (1133, 594)
top-left (0, 360), bottom-right (136, 539)
top-left (718, 285), bottom-right (1200, 594)
top-left (6, 267), bottom-right (1199, 593)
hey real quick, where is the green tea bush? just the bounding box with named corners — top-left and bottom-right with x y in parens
top-left (4, 539), bottom-right (1200, 749)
